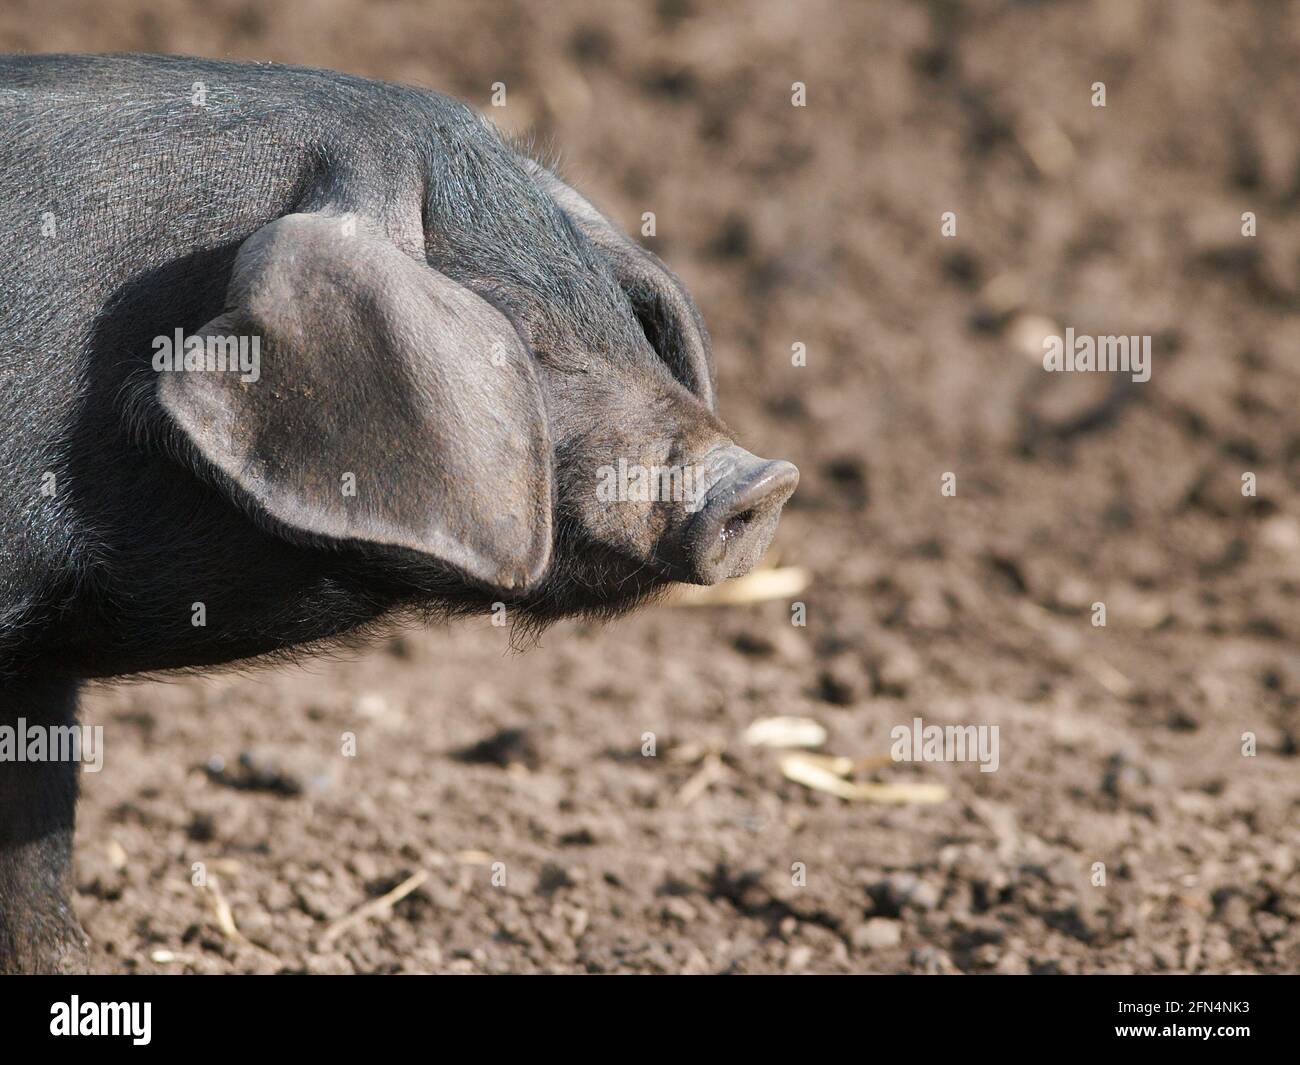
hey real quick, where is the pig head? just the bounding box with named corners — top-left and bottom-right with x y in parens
top-left (151, 165), bottom-right (798, 640)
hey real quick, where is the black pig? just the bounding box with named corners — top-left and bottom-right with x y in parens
top-left (0, 53), bottom-right (798, 972)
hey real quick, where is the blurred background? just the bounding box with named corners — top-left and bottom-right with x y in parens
top-left (11, 0), bottom-right (1299, 972)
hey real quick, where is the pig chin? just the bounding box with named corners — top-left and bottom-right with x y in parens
top-left (510, 536), bottom-right (678, 633)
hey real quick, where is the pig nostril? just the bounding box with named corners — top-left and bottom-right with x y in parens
top-left (720, 509), bottom-right (755, 544)
top-left (684, 455), bottom-right (798, 584)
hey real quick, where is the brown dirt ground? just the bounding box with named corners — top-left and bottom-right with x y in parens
top-left (6, 0), bottom-right (1299, 973)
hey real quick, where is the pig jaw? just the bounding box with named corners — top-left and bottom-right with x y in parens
top-left (507, 442), bottom-right (798, 628)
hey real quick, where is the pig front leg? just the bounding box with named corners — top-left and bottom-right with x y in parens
top-left (0, 678), bottom-right (88, 973)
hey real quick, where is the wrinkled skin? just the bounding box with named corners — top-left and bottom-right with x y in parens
top-left (0, 54), bottom-right (797, 972)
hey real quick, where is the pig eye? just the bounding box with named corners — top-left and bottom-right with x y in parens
top-left (628, 286), bottom-right (697, 390)
top-left (526, 164), bottom-right (718, 411)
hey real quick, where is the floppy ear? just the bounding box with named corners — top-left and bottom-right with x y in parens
top-left (527, 163), bottom-right (718, 412)
top-left (156, 212), bottom-right (552, 592)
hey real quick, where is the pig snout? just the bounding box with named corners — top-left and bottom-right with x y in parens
top-left (678, 445), bottom-right (799, 584)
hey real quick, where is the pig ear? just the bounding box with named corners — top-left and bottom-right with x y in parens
top-left (528, 164), bottom-right (718, 412)
top-left (156, 212), bottom-right (552, 592)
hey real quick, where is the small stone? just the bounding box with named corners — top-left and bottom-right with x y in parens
top-left (662, 897), bottom-right (698, 925)
top-left (1007, 313), bottom-right (1060, 362)
top-left (880, 872), bottom-right (940, 912)
top-left (354, 692), bottom-right (390, 718)
top-left (852, 918), bottom-right (902, 951)
top-left (995, 951), bottom-right (1028, 974)
top-left (910, 946), bottom-right (957, 974)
